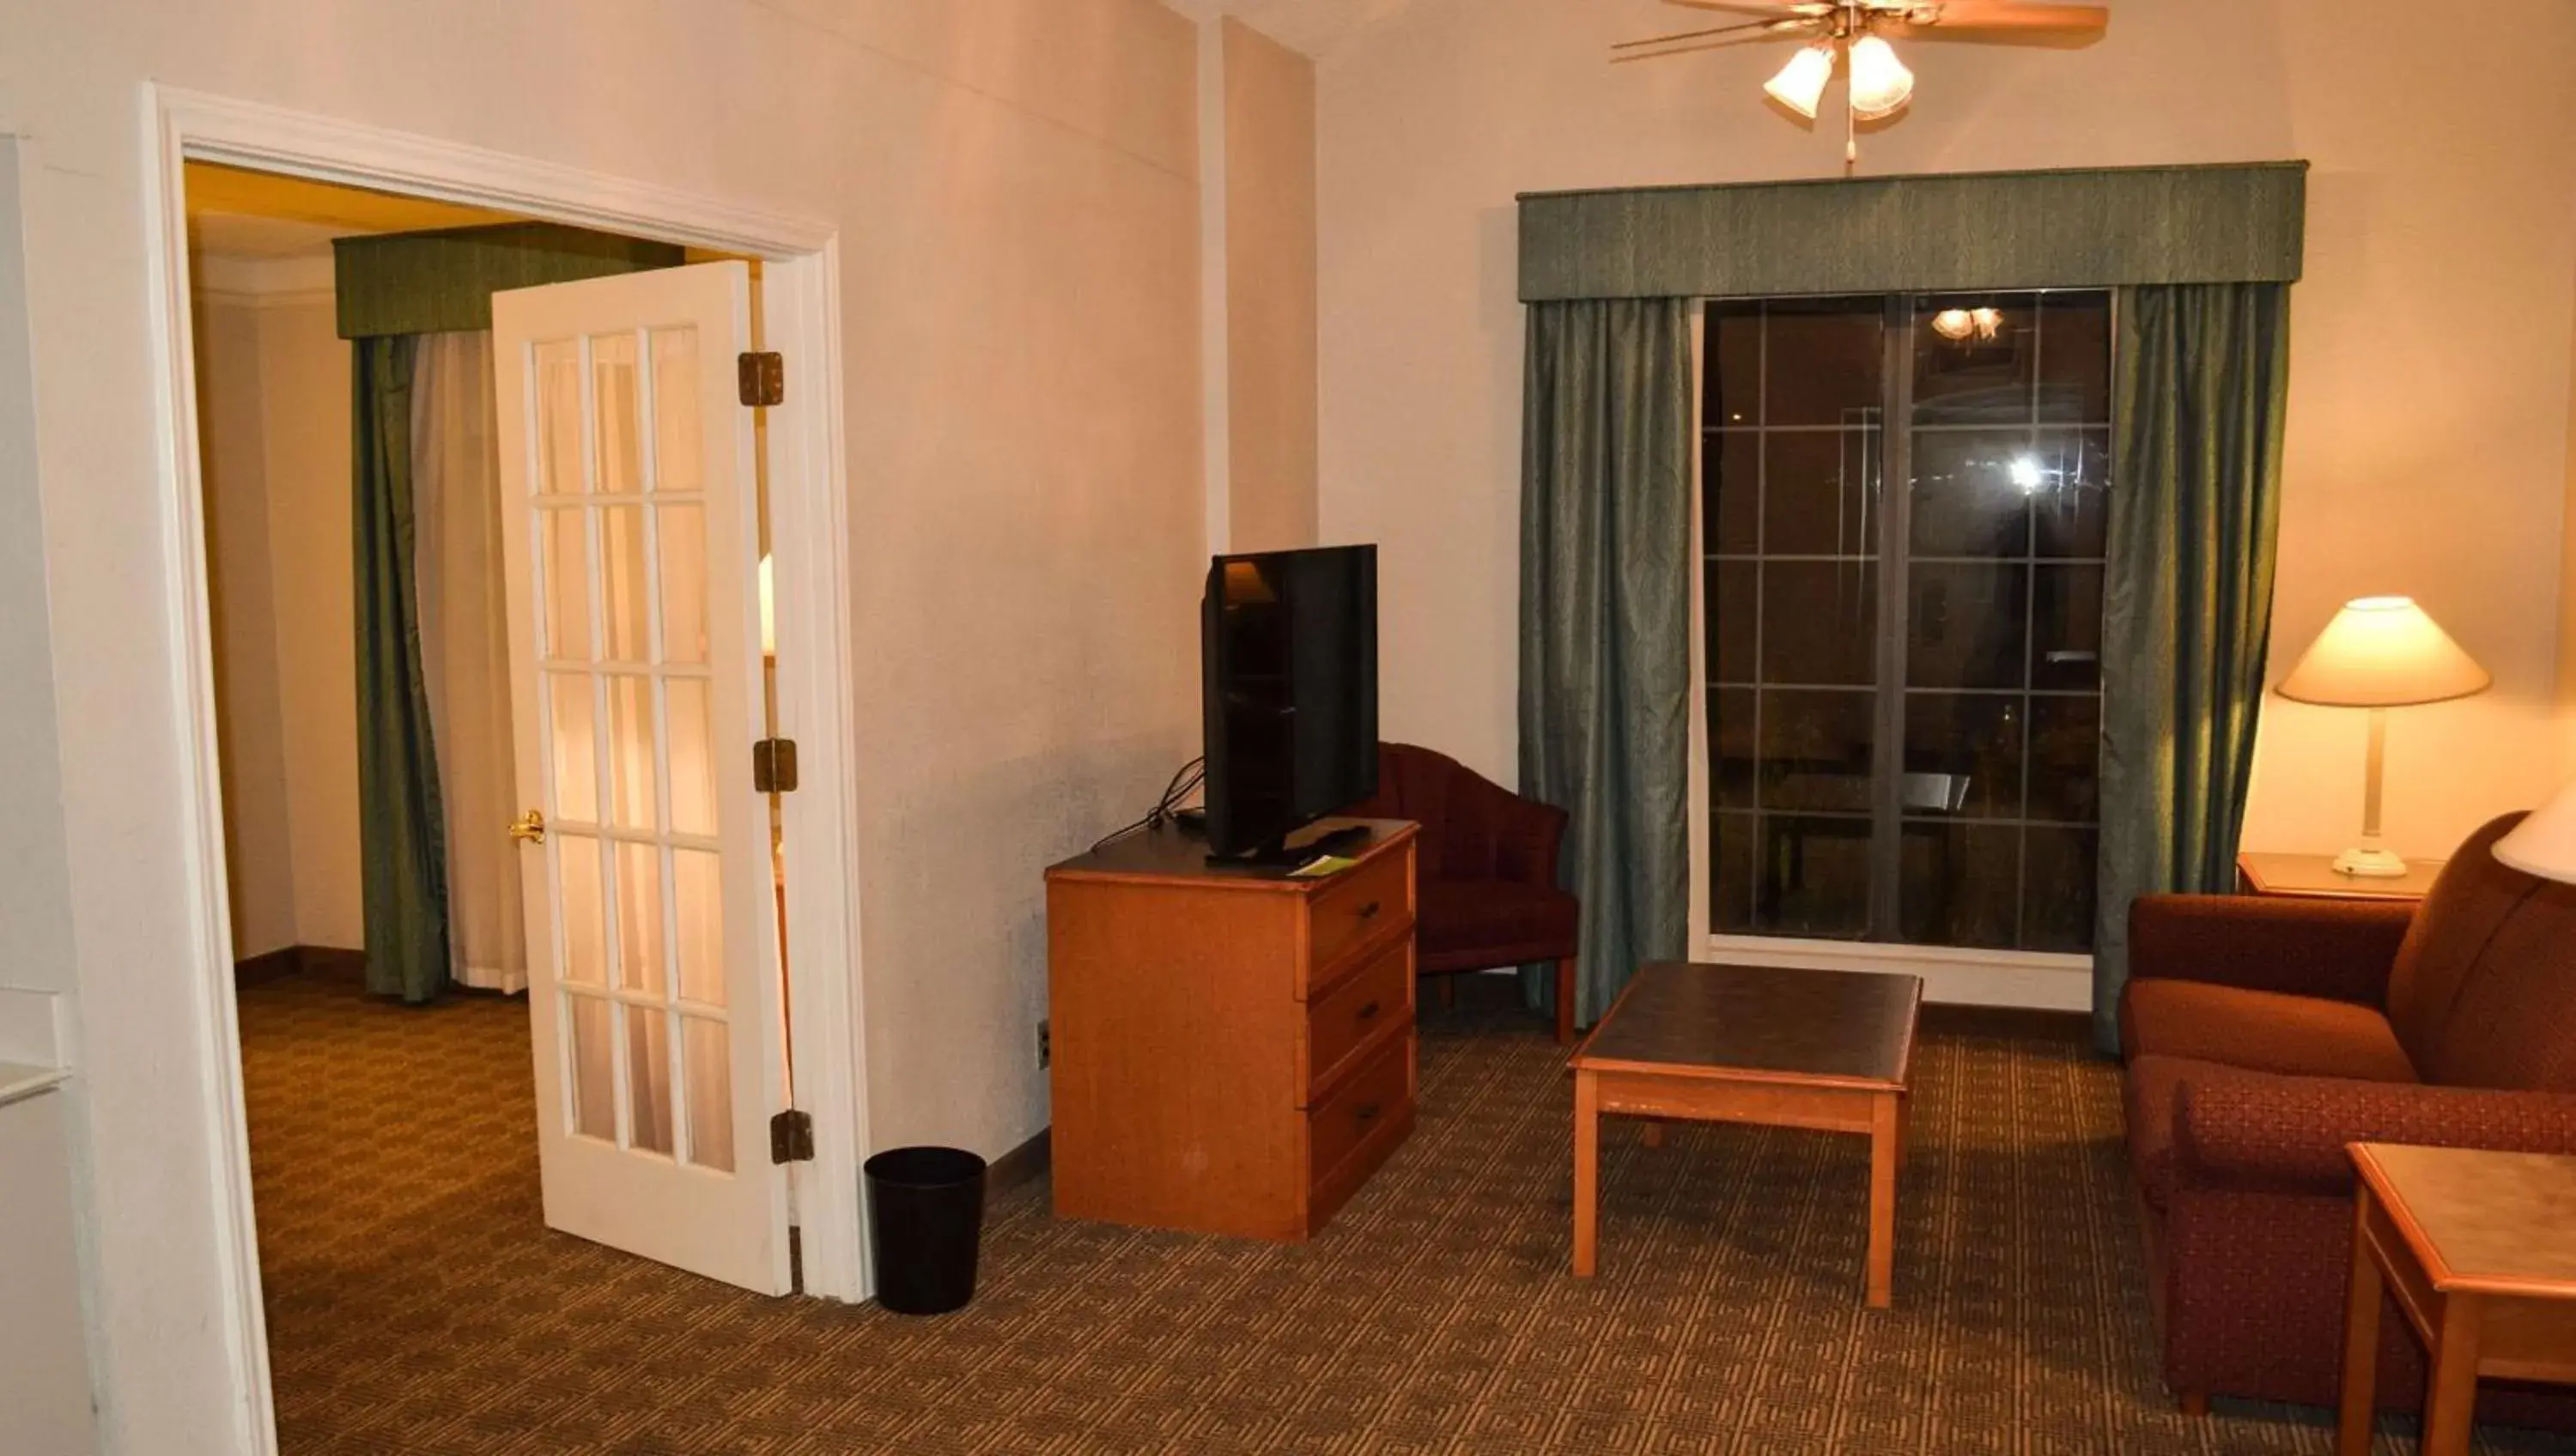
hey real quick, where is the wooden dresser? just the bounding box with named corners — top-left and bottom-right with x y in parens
top-left (1045, 818), bottom-right (1418, 1241)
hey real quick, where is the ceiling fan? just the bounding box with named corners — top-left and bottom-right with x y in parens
top-left (1614, 1), bottom-right (2109, 169)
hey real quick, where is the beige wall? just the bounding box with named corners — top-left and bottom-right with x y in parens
top-left (1313, 0), bottom-right (2576, 863)
top-left (0, 1), bottom-right (1205, 1447)
top-left (1221, 18), bottom-right (1320, 553)
top-left (193, 282), bottom-right (361, 961)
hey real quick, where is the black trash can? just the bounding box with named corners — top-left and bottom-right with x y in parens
top-left (863, 1145), bottom-right (987, 1315)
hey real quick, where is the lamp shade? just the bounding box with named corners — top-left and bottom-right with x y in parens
top-left (2276, 596), bottom-right (2489, 708)
top-left (1846, 35), bottom-right (1915, 120)
top-left (1764, 44), bottom-right (1834, 118)
top-left (2495, 781), bottom-right (2576, 883)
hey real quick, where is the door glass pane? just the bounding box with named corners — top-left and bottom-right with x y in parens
top-left (1899, 821), bottom-right (2020, 948)
top-left (536, 340), bottom-right (585, 495)
top-left (2023, 827), bottom-right (2099, 951)
top-left (1707, 562), bottom-right (1756, 685)
top-left (2037, 294), bottom-right (2111, 424)
top-left (626, 1006), bottom-right (674, 1156)
top-left (1763, 561), bottom-right (1877, 686)
top-left (1764, 430), bottom-right (1880, 556)
top-left (1903, 693), bottom-right (2022, 820)
top-left (1766, 300), bottom-right (1883, 427)
top-left (1759, 689), bottom-right (1874, 813)
top-left (656, 505), bottom-right (708, 664)
top-left (1704, 429), bottom-right (1759, 555)
top-left (682, 1016), bottom-right (734, 1173)
top-left (1710, 687), bottom-right (1756, 810)
top-left (593, 332), bottom-right (642, 494)
top-left (568, 992), bottom-right (615, 1140)
top-left (614, 842), bottom-right (665, 996)
top-left (651, 328), bottom-right (702, 492)
top-left (2031, 566), bottom-right (2104, 691)
top-left (607, 676), bottom-right (658, 830)
top-left (1752, 815), bottom-right (1870, 937)
top-left (547, 673), bottom-right (599, 824)
top-left (2029, 696), bottom-right (2101, 823)
top-left (1704, 304), bottom-right (1760, 428)
top-left (1908, 562), bottom-right (2028, 690)
top-left (557, 834), bottom-right (605, 986)
top-left (666, 678), bottom-right (718, 838)
top-left (1710, 811), bottom-right (1757, 932)
top-left (540, 511), bottom-right (592, 661)
top-left (2032, 429), bottom-right (2112, 559)
top-left (672, 848), bottom-right (726, 1007)
top-left (600, 506), bottom-right (652, 661)
top-left (1909, 430), bottom-right (2032, 559)
top-left (1914, 295), bottom-right (2036, 424)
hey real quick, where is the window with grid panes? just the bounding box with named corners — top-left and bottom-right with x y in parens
top-left (1702, 292), bottom-right (2111, 953)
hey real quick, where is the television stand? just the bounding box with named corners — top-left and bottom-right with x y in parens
top-left (1206, 819), bottom-right (1374, 869)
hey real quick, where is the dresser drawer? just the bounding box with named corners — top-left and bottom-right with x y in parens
top-left (1306, 1033), bottom-right (1410, 1186)
top-left (1303, 937), bottom-right (1411, 1104)
top-left (1305, 842), bottom-right (1412, 986)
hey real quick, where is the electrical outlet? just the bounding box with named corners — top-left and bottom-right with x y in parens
top-left (1038, 1019), bottom-right (1051, 1070)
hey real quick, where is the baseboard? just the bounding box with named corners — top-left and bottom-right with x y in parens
top-left (988, 1127), bottom-right (1051, 1197)
top-left (234, 945), bottom-right (366, 986)
top-left (1919, 1002), bottom-right (2092, 1044)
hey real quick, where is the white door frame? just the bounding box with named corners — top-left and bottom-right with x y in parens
top-left (139, 85), bottom-right (873, 1455)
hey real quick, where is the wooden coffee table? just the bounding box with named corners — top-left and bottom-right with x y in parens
top-left (2338, 1144), bottom-right (2576, 1456)
top-left (1569, 961), bottom-right (1922, 1307)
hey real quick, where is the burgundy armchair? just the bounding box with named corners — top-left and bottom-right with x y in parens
top-left (1348, 742), bottom-right (1581, 1043)
top-left (2120, 812), bottom-right (2576, 1427)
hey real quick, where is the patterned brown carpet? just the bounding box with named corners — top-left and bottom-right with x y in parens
top-left (240, 972), bottom-right (2576, 1455)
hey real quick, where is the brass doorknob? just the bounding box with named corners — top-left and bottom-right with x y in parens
top-left (509, 810), bottom-right (546, 844)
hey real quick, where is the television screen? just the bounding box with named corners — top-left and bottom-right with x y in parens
top-left (1200, 545), bottom-right (1378, 859)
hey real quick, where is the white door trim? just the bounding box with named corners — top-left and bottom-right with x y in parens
top-left (139, 84), bottom-right (873, 1456)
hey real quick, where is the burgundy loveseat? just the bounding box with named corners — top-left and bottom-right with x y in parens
top-left (2120, 812), bottom-right (2576, 1423)
top-left (1347, 742), bottom-right (1580, 1043)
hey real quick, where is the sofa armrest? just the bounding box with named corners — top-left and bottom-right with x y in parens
top-left (2129, 893), bottom-right (2412, 1005)
top-left (2173, 1070), bottom-right (2576, 1198)
top-left (1493, 792), bottom-right (1570, 889)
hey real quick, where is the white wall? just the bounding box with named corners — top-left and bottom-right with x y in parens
top-left (192, 281), bottom-right (361, 959)
top-left (0, 2), bottom-right (1206, 1450)
top-left (1222, 18), bottom-right (1320, 552)
top-left (1313, 0), bottom-right (2576, 862)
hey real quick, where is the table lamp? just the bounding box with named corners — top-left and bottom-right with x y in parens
top-left (2276, 596), bottom-right (2489, 878)
top-left (2494, 780), bottom-right (2576, 883)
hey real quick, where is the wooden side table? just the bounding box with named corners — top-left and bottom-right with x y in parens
top-left (2239, 852), bottom-right (2444, 903)
top-left (1571, 962), bottom-right (1920, 1307)
top-left (2338, 1144), bottom-right (2576, 1456)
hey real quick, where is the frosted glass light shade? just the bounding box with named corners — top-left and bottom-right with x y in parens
top-left (2277, 596), bottom-right (2489, 708)
top-left (1765, 44), bottom-right (1834, 118)
top-left (2495, 780), bottom-right (2576, 883)
top-left (1846, 36), bottom-right (1915, 120)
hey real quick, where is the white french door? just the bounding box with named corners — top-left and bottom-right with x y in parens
top-left (492, 262), bottom-right (792, 1295)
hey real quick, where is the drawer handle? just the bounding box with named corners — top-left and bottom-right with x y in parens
top-left (1356, 998), bottom-right (1382, 1022)
top-left (1354, 1101), bottom-right (1382, 1125)
top-left (1356, 900), bottom-right (1382, 920)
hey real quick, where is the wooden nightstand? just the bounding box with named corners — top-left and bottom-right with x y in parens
top-left (2237, 852), bottom-right (2445, 903)
top-left (2339, 1144), bottom-right (2576, 1455)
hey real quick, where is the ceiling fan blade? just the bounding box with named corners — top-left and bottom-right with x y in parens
top-left (1613, 16), bottom-right (1812, 51)
top-left (1901, 1), bottom-right (2109, 32)
top-left (1661, 0), bottom-right (1834, 15)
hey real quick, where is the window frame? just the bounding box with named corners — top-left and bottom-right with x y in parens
top-left (1683, 296), bottom-right (2109, 1002)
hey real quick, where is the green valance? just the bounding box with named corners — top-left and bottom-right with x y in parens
top-left (1517, 162), bottom-right (2306, 302)
top-left (334, 222), bottom-right (685, 339)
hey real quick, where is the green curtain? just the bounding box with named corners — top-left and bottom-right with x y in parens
top-left (353, 336), bottom-right (453, 1004)
top-left (2093, 282), bottom-right (2292, 1052)
top-left (1518, 299), bottom-right (1695, 1028)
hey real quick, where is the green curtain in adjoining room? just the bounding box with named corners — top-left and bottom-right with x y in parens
top-left (1518, 298), bottom-right (1695, 1028)
top-left (2093, 282), bottom-right (2293, 1053)
top-left (353, 334), bottom-right (453, 1005)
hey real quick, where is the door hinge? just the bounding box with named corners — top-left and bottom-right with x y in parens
top-left (770, 1108), bottom-right (816, 1164)
top-left (738, 350), bottom-right (784, 407)
top-left (752, 737), bottom-right (799, 793)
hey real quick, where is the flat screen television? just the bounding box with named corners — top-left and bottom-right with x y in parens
top-left (1200, 544), bottom-right (1378, 862)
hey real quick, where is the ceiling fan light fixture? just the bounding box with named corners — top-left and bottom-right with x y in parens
top-left (1846, 34), bottom-right (1916, 120)
top-left (1764, 43), bottom-right (1836, 119)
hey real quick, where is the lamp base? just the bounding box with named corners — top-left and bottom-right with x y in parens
top-left (2332, 845), bottom-right (2409, 878)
